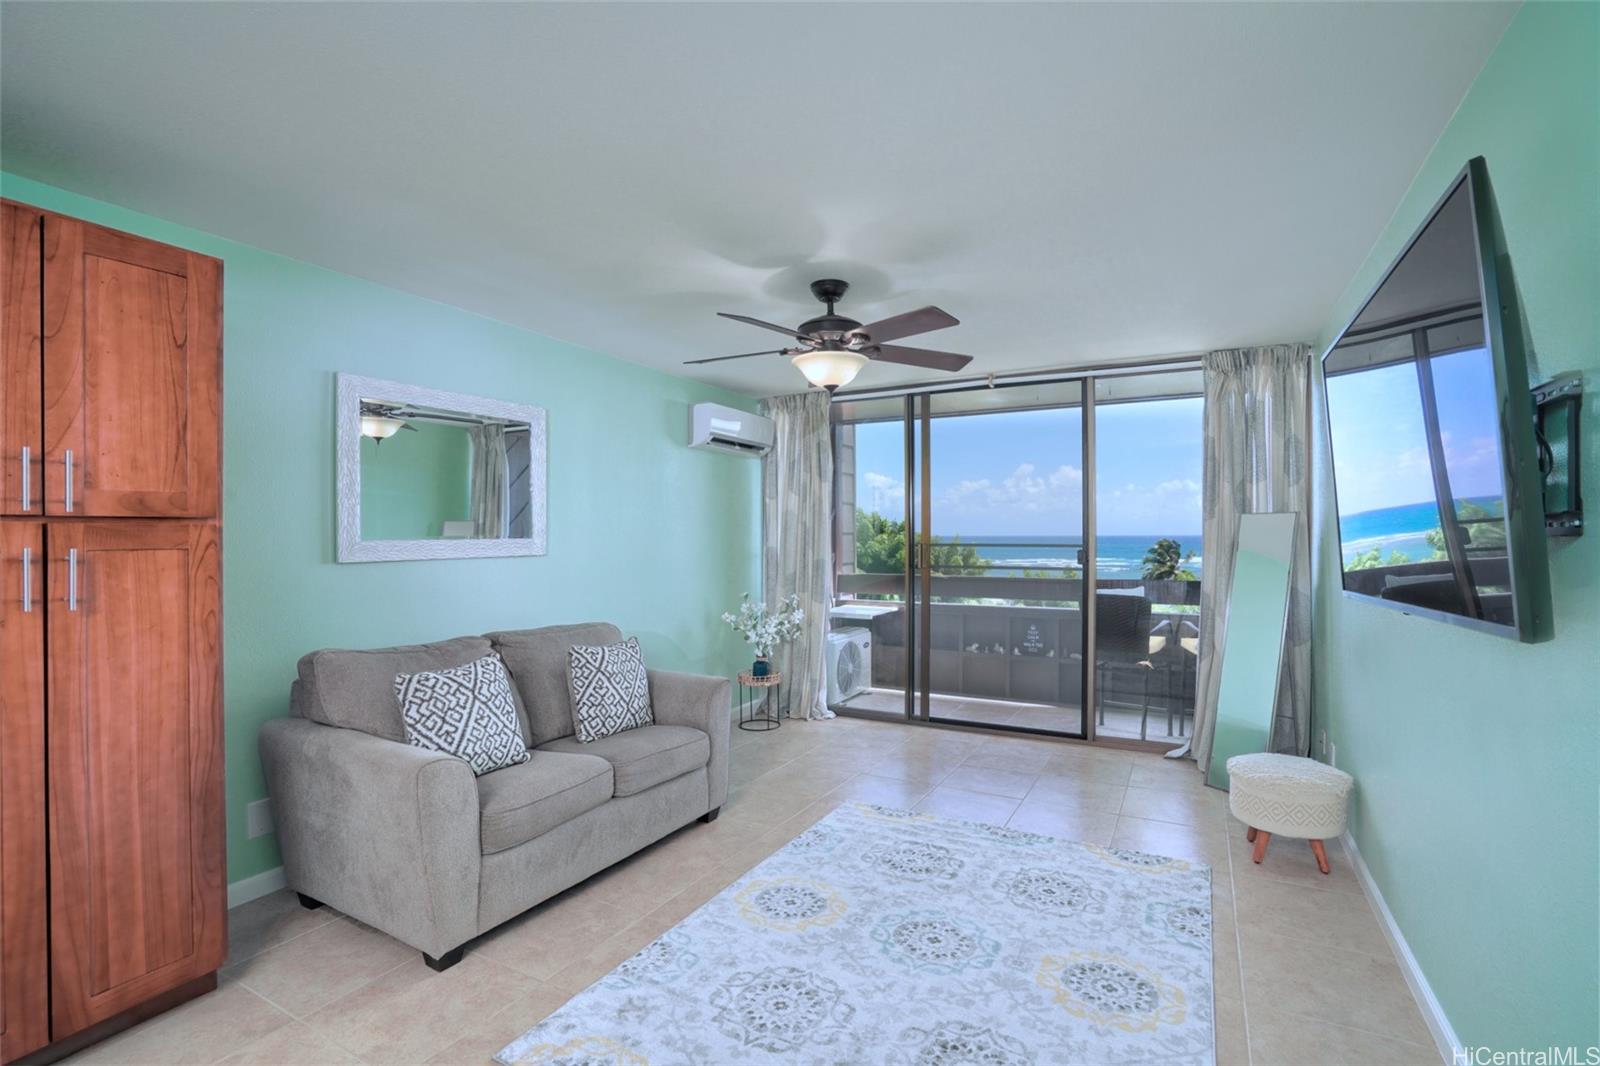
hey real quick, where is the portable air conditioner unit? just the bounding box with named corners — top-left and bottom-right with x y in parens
top-left (825, 628), bottom-right (873, 704)
top-left (689, 402), bottom-right (775, 457)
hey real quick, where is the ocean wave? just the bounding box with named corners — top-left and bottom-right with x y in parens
top-left (975, 555), bottom-right (1205, 574)
top-left (1340, 531), bottom-right (1434, 552)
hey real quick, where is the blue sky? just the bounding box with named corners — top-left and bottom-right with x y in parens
top-left (852, 396), bottom-right (1203, 538)
top-left (1325, 347), bottom-right (1503, 515)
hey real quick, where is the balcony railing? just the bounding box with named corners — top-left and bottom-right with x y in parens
top-left (832, 567), bottom-right (1201, 738)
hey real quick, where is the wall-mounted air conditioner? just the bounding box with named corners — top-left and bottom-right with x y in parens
top-left (690, 402), bottom-right (774, 457)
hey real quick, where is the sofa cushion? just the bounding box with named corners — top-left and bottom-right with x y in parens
top-left (477, 750), bottom-right (614, 854)
top-left (538, 725), bottom-right (709, 797)
top-left (568, 637), bottom-right (653, 743)
top-left (296, 635), bottom-right (521, 741)
top-left (487, 623), bottom-right (623, 746)
top-left (395, 654), bottom-right (529, 776)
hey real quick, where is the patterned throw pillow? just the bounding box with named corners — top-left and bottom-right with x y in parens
top-left (568, 637), bottom-right (653, 743)
top-left (394, 653), bottom-right (530, 775)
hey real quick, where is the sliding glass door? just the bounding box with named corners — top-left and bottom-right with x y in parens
top-left (830, 383), bottom-right (1088, 738)
top-left (1089, 371), bottom-right (1205, 742)
top-left (829, 369), bottom-right (1204, 748)
top-left (829, 397), bottom-right (915, 717)
top-left (918, 386), bottom-right (1086, 734)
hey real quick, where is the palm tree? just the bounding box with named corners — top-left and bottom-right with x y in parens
top-left (1142, 538), bottom-right (1197, 580)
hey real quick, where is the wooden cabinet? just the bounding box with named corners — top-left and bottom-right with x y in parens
top-left (1, 204), bottom-right (43, 518)
top-left (0, 522), bottom-right (47, 1063)
top-left (41, 216), bottom-right (221, 519)
top-left (0, 202), bottom-right (223, 1064)
top-left (47, 522), bottom-right (225, 1034)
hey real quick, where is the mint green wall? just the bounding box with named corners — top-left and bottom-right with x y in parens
top-left (1310, 5), bottom-right (1599, 1049)
top-left (359, 422), bottom-right (472, 540)
top-left (0, 171), bottom-right (763, 885)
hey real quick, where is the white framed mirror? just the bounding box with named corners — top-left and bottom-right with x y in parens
top-left (335, 373), bottom-right (546, 562)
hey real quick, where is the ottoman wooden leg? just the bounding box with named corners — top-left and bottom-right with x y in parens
top-left (1246, 826), bottom-right (1258, 843)
top-left (1251, 830), bottom-right (1271, 863)
top-left (1309, 839), bottom-right (1331, 875)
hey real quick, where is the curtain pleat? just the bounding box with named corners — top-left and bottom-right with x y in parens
top-left (470, 423), bottom-right (509, 539)
top-left (759, 391), bottom-right (835, 720)
top-left (1191, 344), bottom-right (1314, 774)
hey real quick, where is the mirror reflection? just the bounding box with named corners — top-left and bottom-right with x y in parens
top-left (358, 399), bottom-right (533, 541)
top-left (1206, 512), bottom-right (1297, 791)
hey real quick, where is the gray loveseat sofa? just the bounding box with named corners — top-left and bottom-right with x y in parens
top-left (258, 622), bottom-right (730, 971)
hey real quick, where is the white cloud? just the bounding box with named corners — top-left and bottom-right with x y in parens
top-left (1102, 477), bottom-right (1203, 534)
top-left (860, 471), bottom-right (904, 516)
top-left (862, 457), bottom-right (1203, 537)
top-left (940, 463), bottom-right (1084, 514)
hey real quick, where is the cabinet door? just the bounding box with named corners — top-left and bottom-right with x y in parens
top-left (0, 522), bottom-right (47, 1062)
top-left (1, 203), bottom-right (44, 517)
top-left (41, 216), bottom-right (220, 518)
top-left (47, 521), bottom-right (225, 1034)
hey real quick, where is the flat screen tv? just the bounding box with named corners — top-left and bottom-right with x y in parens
top-left (1321, 157), bottom-right (1551, 641)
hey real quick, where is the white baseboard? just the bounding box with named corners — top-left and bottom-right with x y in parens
top-left (227, 865), bottom-right (286, 909)
top-left (1341, 831), bottom-right (1458, 1063)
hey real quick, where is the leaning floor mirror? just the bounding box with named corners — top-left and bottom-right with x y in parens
top-left (336, 373), bottom-right (546, 562)
top-left (1205, 512), bottom-right (1297, 791)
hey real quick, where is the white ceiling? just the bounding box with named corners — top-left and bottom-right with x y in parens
top-left (0, 2), bottom-right (1515, 397)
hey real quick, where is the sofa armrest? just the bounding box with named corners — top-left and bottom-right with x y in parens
top-left (258, 717), bottom-right (480, 958)
top-left (648, 670), bottom-right (732, 812)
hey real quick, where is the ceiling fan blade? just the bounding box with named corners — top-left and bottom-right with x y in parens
top-left (852, 306), bottom-right (959, 345)
top-left (683, 349), bottom-right (790, 366)
top-left (717, 312), bottom-right (815, 343)
top-left (870, 344), bottom-right (974, 373)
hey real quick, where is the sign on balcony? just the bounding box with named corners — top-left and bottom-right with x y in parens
top-left (1020, 622), bottom-right (1047, 657)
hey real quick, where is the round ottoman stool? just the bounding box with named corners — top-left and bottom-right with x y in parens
top-left (1225, 753), bottom-right (1354, 874)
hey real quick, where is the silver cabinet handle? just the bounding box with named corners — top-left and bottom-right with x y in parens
top-left (64, 449), bottom-right (74, 513)
top-left (21, 546), bottom-right (31, 613)
top-left (67, 547), bottom-right (78, 612)
top-left (20, 445), bottom-right (30, 511)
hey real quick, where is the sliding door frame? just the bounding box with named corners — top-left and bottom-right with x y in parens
top-left (832, 360), bottom-right (1201, 750)
top-left (1081, 381), bottom-right (1099, 741)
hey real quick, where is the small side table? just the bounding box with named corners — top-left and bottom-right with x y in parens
top-left (737, 671), bottom-right (783, 732)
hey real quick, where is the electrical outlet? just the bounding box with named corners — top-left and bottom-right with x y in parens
top-left (247, 798), bottom-right (274, 839)
top-left (1319, 729), bottom-right (1328, 757)
top-left (1328, 742), bottom-right (1337, 769)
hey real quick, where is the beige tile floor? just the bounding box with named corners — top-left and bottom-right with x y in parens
top-left (64, 716), bottom-right (1440, 1065)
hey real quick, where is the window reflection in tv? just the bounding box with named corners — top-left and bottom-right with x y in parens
top-left (1324, 175), bottom-right (1517, 628)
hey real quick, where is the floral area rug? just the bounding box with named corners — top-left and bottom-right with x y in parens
top-left (496, 802), bottom-right (1214, 1065)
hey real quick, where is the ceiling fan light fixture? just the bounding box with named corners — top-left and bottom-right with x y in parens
top-left (791, 348), bottom-right (869, 391)
top-left (360, 414), bottom-right (407, 440)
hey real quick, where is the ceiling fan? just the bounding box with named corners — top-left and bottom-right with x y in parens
top-left (685, 279), bottom-right (975, 392)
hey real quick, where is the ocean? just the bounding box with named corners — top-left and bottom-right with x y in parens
top-left (947, 534), bottom-right (1204, 578)
top-left (1336, 495), bottom-right (1502, 563)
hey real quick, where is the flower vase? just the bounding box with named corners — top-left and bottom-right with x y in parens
top-left (751, 656), bottom-right (771, 678)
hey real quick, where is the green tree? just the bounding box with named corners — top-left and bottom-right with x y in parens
top-left (1347, 547), bottom-right (1412, 570)
top-left (1142, 538), bottom-right (1197, 581)
top-left (1424, 500), bottom-right (1505, 559)
top-left (853, 511), bottom-right (986, 576)
top-left (855, 511), bottom-right (906, 574)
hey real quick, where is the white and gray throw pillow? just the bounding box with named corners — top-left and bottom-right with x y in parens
top-left (395, 653), bottom-right (530, 775)
top-left (568, 637), bottom-right (653, 742)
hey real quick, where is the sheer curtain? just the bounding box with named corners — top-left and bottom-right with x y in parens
top-left (759, 391), bottom-right (835, 720)
top-left (470, 423), bottom-right (509, 539)
top-left (1190, 344), bottom-right (1314, 773)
